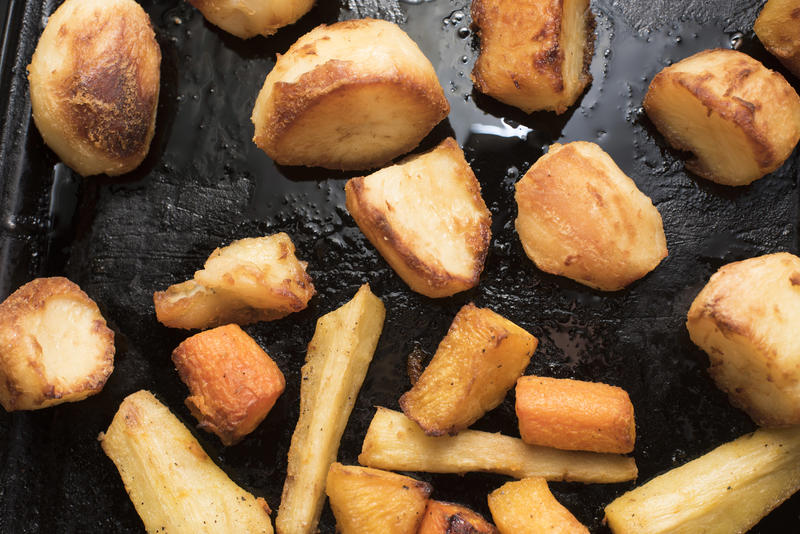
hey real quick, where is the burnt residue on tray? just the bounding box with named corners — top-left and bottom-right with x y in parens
top-left (1, 0), bottom-right (800, 532)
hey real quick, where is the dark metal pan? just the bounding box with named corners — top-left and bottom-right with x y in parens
top-left (1, 0), bottom-right (798, 531)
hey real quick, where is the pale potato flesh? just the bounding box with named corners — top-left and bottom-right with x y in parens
top-left (0, 277), bottom-right (114, 411)
top-left (189, 0), bottom-right (315, 39)
top-left (687, 252), bottom-right (800, 426)
top-left (251, 19), bottom-right (449, 170)
top-left (488, 478), bottom-right (589, 534)
top-left (604, 426), bottom-right (800, 534)
top-left (100, 390), bottom-right (273, 534)
top-left (755, 0), bottom-right (800, 78)
top-left (643, 48), bottom-right (800, 185)
top-left (345, 138), bottom-right (491, 298)
top-left (27, 0), bottom-right (160, 176)
top-left (515, 142), bottom-right (667, 291)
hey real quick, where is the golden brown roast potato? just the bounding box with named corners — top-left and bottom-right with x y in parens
top-left (604, 426), bottom-right (800, 534)
top-left (471, 0), bottom-right (595, 114)
top-left (687, 252), bottom-right (800, 426)
top-left (154, 233), bottom-right (315, 329)
top-left (100, 390), bottom-right (274, 534)
top-left (419, 500), bottom-right (498, 534)
top-left (515, 141), bottom-right (667, 291)
top-left (755, 0), bottom-right (800, 79)
top-left (325, 463), bottom-right (431, 534)
top-left (189, 0), bottom-right (315, 39)
top-left (643, 48), bottom-right (800, 186)
top-left (516, 376), bottom-right (635, 454)
top-left (488, 477), bottom-right (589, 534)
top-left (172, 324), bottom-right (285, 445)
top-left (251, 18), bottom-right (449, 170)
top-left (0, 277), bottom-right (114, 411)
top-left (345, 138), bottom-right (491, 298)
top-left (399, 304), bottom-right (538, 436)
top-left (27, 0), bottom-right (160, 176)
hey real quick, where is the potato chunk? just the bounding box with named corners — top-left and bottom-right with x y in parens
top-left (359, 408), bottom-right (638, 484)
top-left (419, 500), bottom-right (498, 534)
top-left (643, 48), bottom-right (800, 186)
top-left (172, 324), bottom-right (285, 445)
top-left (604, 426), bottom-right (800, 534)
top-left (488, 478), bottom-right (589, 534)
top-left (251, 19), bottom-right (449, 170)
top-left (516, 376), bottom-right (635, 454)
top-left (471, 0), bottom-right (595, 114)
top-left (687, 252), bottom-right (800, 426)
top-left (515, 142), bottom-right (667, 291)
top-left (325, 463), bottom-right (431, 534)
top-left (755, 0), bottom-right (800, 79)
top-left (0, 277), bottom-right (114, 411)
top-left (27, 0), bottom-right (160, 176)
top-left (154, 233), bottom-right (315, 329)
top-left (345, 138), bottom-right (491, 298)
top-left (276, 285), bottom-right (385, 534)
top-left (189, 0), bottom-right (315, 39)
top-left (100, 390), bottom-right (273, 534)
top-left (399, 304), bottom-right (537, 436)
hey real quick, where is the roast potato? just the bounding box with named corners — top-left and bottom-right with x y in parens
top-left (27, 0), bottom-right (160, 176)
top-left (755, 0), bottom-right (800, 79)
top-left (251, 18), bottom-right (449, 170)
top-left (488, 478), bottom-right (589, 534)
top-left (0, 277), bottom-right (114, 411)
top-left (418, 500), bottom-right (498, 534)
top-left (471, 0), bottom-right (595, 114)
top-left (643, 48), bottom-right (800, 186)
top-left (154, 233), bottom-right (315, 329)
top-left (345, 138), bottom-right (491, 298)
top-left (189, 0), bottom-right (315, 39)
top-left (687, 252), bottom-right (800, 426)
top-left (515, 141), bottom-right (667, 291)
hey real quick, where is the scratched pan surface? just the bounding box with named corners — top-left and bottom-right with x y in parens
top-left (1, 0), bottom-right (799, 531)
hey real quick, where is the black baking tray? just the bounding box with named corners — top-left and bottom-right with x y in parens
top-left (1, 0), bottom-right (799, 532)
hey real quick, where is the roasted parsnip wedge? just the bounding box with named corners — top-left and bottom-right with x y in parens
top-left (359, 408), bottom-right (637, 484)
top-left (188, 0), bottom-right (314, 39)
top-left (154, 233), bottom-right (314, 329)
top-left (0, 277), bottom-right (114, 411)
top-left (399, 304), bottom-right (537, 436)
top-left (419, 500), bottom-right (498, 534)
top-left (99, 390), bottom-right (273, 534)
top-left (604, 426), bottom-right (800, 534)
top-left (276, 285), bottom-right (385, 534)
top-left (325, 463), bottom-right (431, 534)
top-left (488, 477), bottom-right (589, 534)
top-left (755, 0), bottom-right (800, 79)
top-left (345, 138), bottom-right (491, 298)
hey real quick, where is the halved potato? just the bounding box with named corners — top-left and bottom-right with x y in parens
top-left (189, 0), bottom-right (315, 39)
top-left (419, 500), bottom-right (498, 534)
top-left (471, 0), bottom-right (595, 113)
top-left (515, 141), bottom-right (667, 291)
top-left (325, 463), bottom-right (431, 534)
top-left (755, 0), bottom-right (800, 79)
top-left (27, 0), bottom-right (160, 176)
top-left (399, 304), bottom-right (538, 436)
top-left (251, 18), bottom-right (449, 170)
top-left (687, 252), bottom-right (800, 426)
top-left (154, 233), bottom-right (315, 329)
top-left (0, 277), bottom-right (114, 411)
top-left (488, 478), bottom-right (589, 534)
top-left (643, 48), bottom-right (800, 185)
top-left (345, 138), bottom-right (491, 298)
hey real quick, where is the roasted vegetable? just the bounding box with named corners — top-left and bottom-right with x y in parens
top-left (188, 0), bottom-right (314, 39)
top-left (755, 0), bottom-right (800, 79)
top-left (419, 500), bottom-right (498, 534)
top-left (488, 477), bottom-right (589, 534)
top-left (276, 284), bottom-right (386, 534)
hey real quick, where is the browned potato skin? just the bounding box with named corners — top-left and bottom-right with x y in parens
top-left (399, 303), bottom-right (538, 436)
top-left (755, 0), bottom-right (800, 79)
top-left (27, 0), bottom-right (160, 176)
top-left (515, 141), bottom-right (667, 291)
top-left (687, 253), bottom-right (800, 427)
top-left (345, 138), bottom-right (491, 298)
top-left (471, 0), bottom-right (595, 114)
top-left (189, 0), bottom-right (315, 39)
top-left (251, 19), bottom-right (449, 170)
top-left (419, 500), bottom-right (498, 534)
top-left (643, 49), bottom-right (800, 186)
top-left (172, 324), bottom-right (285, 446)
top-left (488, 478), bottom-right (589, 534)
top-left (0, 277), bottom-right (114, 411)
top-left (325, 463), bottom-right (431, 534)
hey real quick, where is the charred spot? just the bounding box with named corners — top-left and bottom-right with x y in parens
top-left (564, 254), bottom-right (578, 266)
top-left (789, 272), bottom-right (800, 286)
top-left (447, 514), bottom-right (482, 534)
top-left (793, 8), bottom-right (800, 19)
